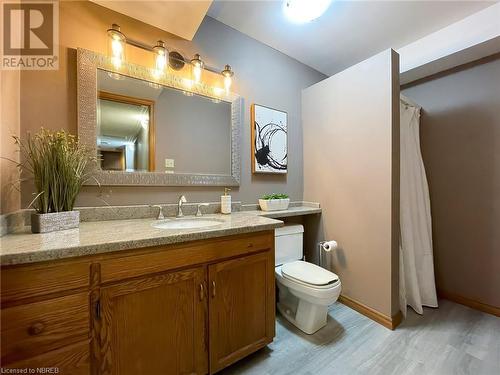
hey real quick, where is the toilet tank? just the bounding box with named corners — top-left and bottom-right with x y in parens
top-left (275, 224), bottom-right (304, 266)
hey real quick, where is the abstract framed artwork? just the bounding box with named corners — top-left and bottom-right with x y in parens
top-left (251, 104), bottom-right (288, 174)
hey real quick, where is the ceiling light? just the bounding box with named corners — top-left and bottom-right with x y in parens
top-left (283, 0), bottom-right (332, 23)
top-left (107, 24), bottom-right (126, 69)
top-left (104, 24), bottom-right (236, 97)
top-left (221, 64), bottom-right (234, 95)
top-left (190, 54), bottom-right (204, 84)
top-left (152, 40), bottom-right (168, 75)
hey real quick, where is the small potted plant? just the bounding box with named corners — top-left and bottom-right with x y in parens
top-left (12, 129), bottom-right (95, 233)
top-left (259, 193), bottom-right (290, 212)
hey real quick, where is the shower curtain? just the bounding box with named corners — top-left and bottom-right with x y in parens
top-left (399, 96), bottom-right (438, 316)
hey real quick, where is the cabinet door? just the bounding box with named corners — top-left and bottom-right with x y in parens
top-left (208, 251), bottom-right (275, 373)
top-left (98, 267), bottom-right (208, 375)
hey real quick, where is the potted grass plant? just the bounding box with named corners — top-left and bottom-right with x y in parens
top-left (259, 193), bottom-right (290, 212)
top-left (12, 129), bottom-right (96, 233)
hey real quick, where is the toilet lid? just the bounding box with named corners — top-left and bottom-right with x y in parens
top-left (281, 261), bottom-right (339, 287)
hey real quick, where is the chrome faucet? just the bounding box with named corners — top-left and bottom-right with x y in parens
top-left (196, 203), bottom-right (210, 217)
top-left (150, 205), bottom-right (165, 220)
top-left (177, 195), bottom-right (187, 217)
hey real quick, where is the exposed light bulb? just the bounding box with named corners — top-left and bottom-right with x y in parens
top-left (111, 39), bottom-right (123, 68)
top-left (283, 0), bottom-right (332, 23)
top-left (155, 53), bottom-right (166, 72)
top-left (221, 64), bottom-right (234, 96)
top-left (107, 24), bottom-right (126, 69)
top-left (153, 40), bottom-right (167, 77)
top-left (224, 76), bottom-right (232, 95)
top-left (111, 57), bottom-right (121, 69)
top-left (193, 65), bottom-right (202, 84)
top-left (111, 38), bottom-right (123, 56)
top-left (190, 54), bottom-right (204, 84)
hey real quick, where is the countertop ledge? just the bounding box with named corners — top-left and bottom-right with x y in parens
top-left (250, 206), bottom-right (322, 218)
top-left (0, 213), bottom-right (283, 266)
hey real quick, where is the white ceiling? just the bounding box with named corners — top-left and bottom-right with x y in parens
top-left (91, 0), bottom-right (213, 40)
top-left (99, 100), bottom-right (147, 140)
top-left (208, 1), bottom-right (496, 75)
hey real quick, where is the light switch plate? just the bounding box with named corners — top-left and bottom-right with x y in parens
top-left (165, 159), bottom-right (175, 168)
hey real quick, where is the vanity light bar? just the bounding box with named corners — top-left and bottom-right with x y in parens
top-left (106, 24), bottom-right (234, 85)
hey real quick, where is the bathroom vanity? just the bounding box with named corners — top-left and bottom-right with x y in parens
top-left (1, 41), bottom-right (324, 371)
top-left (0, 214), bottom-right (281, 374)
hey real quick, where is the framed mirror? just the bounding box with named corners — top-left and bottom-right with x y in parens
top-left (77, 48), bottom-right (241, 186)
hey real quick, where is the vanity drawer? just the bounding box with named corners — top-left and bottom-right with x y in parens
top-left (1, 292), bottom-right (89, 364)
top-left (1, 259), bottom-right (90, 304)
top-left (100, 231), bottom-right (274, 283)
top-left (3, 340), bottom-right (90, 375)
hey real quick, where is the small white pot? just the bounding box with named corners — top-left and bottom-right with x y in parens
top-left (258, 198), bottom-right (290, 212)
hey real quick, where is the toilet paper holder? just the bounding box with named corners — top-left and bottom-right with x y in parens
top-left (318, 240), bottom-right (338, 269)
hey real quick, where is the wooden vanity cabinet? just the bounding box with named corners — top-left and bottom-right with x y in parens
top-left (208, 252), bottom-right (275, 373)
top-left (1, 230), bottom-right (275, 375)
top-left (1, 258), bottom-right (92, 374)
top-left (98, 266), bottom-right (208, 375)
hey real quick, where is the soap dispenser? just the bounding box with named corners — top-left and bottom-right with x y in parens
top-left (221, 188), bottom-right (231, 214)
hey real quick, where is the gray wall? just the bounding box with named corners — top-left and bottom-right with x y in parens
top-left (303, 50), bottom-right (400, 319)
top-left (19, 1), bottom-right (326, 207)
top-left (402, 55), bottom-right (500, 309)
top-left (154, 88), bottom-right (231, 175)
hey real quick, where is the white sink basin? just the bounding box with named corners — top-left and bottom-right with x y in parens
top-left (152, 218), bottom-right (224, 230)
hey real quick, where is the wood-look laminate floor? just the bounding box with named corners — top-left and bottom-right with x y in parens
top-left (220, 299), bottom-right (500, 375)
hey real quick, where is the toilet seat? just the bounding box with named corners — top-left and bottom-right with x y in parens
top-left (275, 264), bottom-right (342, 334)
top-left (281, 261), bottom-right (339, 289)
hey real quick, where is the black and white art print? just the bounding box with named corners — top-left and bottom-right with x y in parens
top-left (251, 104), bottom-right (288, 174)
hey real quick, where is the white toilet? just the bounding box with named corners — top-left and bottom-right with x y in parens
top-left (275, 224), bottom-right (341, 334)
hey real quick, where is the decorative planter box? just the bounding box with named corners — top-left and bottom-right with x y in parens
top-left (31, 211), bottom-right (80, 233)
top-left (258, 198), bottom-right (290, 212)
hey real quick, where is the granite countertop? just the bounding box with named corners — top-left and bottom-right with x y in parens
top-left (252, 205), bottom-right (322, 219)
top-left (0, 212), bottom-right (283, 266)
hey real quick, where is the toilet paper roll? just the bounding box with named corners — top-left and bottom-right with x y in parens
top-left (321, 240), bottom-right (338, 252)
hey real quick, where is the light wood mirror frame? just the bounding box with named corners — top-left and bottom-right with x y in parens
top-left (77, 48), bottom-right (242, 187)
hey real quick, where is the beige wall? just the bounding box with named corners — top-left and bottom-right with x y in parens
top-left (1, 69), bottom-right (21, 214)
top-left (19, 1), bottom-right (325, 208)
top-left (302, 50), bottom-right (400, 318)
top-left (402, 55), bottom-right (500, 308)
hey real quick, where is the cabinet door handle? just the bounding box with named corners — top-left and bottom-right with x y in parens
top-left (212, 281), bottom-right (216, 298)
top-left (199, 283), bottom-right (204, 301)
top-left (95, 299), bottom-right (101, 320)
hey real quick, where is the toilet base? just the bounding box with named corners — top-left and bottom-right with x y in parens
top-left (277, 286), bottom-right (329, 335)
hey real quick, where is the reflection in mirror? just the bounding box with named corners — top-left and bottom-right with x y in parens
top-left (96, 69), bottom-right (232, 175)
top-left (98, 92), bottom-right (154, 171)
